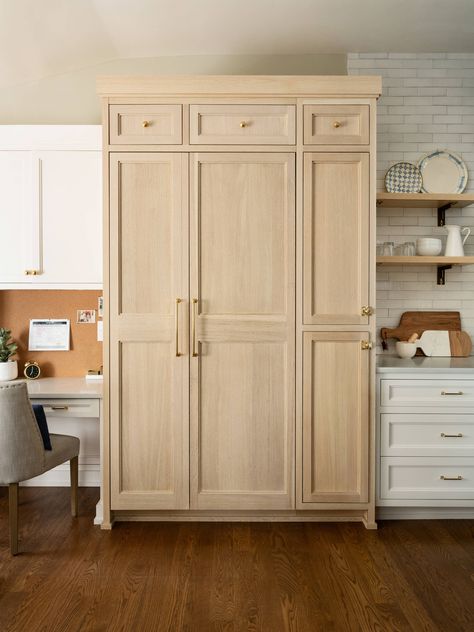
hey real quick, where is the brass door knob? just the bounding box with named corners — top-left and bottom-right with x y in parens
top-left (142, 120), bottom-right (150, 128)
top-left (361, 340), bottom-right (372, 350)
top-left (361, 306), bottom-right (374, 316)
top-left (333, 121), bottom-right (342, 128)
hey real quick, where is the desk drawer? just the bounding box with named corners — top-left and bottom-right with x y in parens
top-left (381, 414), bottom-right (474, 456)
top-left (109, 105), bottom-right (182, 144)
top-left (380, 457), bottom-right (474, 500)
top-left (304, 105), bottom-right (369, 145)
top-left (190, 105), bottom-right (296, 144)
top-left (31, 399), bottom-right (99, 418)
top-left (380, 379), bottom-right (474, 407)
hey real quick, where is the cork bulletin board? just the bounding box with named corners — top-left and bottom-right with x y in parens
top-left (0, 290), bottom-right (102, 377)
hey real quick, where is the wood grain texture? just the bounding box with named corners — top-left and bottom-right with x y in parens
top-left (0, 290), bottom-right (102, 377)
top-left (303, 153), bottom-right (370, 325)
top-left (303, 104), bottom-right (369, 145)
top-left (1, 487), bottom-right (474, 632)
top-left (190, 153), bottom-right (295, 511)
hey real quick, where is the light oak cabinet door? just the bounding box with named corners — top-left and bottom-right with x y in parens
top-left (190, 153), bottom-right (295, 510)
top-left (109, 153), bottom-right (189, 510)
top-left (302, 332), bottom-right (369, 504)
top-left (303, 153), bottom-right (370, 325)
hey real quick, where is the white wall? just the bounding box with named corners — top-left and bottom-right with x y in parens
top-left (348, 53), bottom-right (474, 352)
top-left (0, 54), bottom-right (346, 124)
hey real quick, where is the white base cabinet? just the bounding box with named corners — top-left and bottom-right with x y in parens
top-left (377, 366), bottom-right (474, 514)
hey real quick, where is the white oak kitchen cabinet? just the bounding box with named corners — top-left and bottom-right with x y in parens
top-left (98, 75), bottom-right (381, 529)
top-left (0, 126), bottom-right (102, 289)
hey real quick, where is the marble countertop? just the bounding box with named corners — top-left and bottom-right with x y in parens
top-left (377, 355), bottom-right (474, 373)
top-left (12, 377), bottom-right (103, 398)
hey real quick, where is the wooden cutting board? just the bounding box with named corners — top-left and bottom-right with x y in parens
top-left (416, 330), bottom-right (472, 357)
top-left (381, 311), bottom-right (461, 353)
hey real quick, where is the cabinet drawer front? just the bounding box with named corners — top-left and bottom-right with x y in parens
top-left (381, 414), bottom-right (474, 456)
top-left (380, 457), bottom-right (474, 500)
top-left (190, 105), bottom-right (296, 144)
top-left (109, 105), bottom-right (182, 144)
top-left (381, 380), bottom-right (474, 407)
top-left (304, 105), bottom-right (369, 145)
top-left (31, 399), bottom-right (99, 418)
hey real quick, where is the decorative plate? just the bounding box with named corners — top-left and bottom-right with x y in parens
top-left (418, 150), bottom-right (468, 194)
top-left (385, 162), bottom-right (423, 193)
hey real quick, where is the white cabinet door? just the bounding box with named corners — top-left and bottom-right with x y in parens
top-left (0, 151), bottom-right (39, 283)
top-left (38, 151), bottom-right (102, 286)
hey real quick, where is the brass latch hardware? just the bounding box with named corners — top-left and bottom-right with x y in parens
top-left (361, 340), bottom-right (372, 350)
top-left (361, 306), bottom-right (374, 317)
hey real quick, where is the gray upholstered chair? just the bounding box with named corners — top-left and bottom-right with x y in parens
top-left (0, 382), bottom-right (80, 555)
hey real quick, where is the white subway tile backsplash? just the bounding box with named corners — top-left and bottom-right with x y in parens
top-left (348, 52), bottom-right (474, 353)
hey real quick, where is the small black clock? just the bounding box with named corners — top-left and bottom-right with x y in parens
top-left (24, 361), bottom-right (41, 380)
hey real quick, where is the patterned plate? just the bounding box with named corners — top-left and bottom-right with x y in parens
top-left (385, 162), bottom-right (423, 193)
top-left (418, 150), bottom-right (468, 194)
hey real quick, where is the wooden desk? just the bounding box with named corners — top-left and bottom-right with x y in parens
top-left (21, 378), bottom-right (103, 525)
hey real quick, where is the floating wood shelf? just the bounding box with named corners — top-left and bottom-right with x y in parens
top-left (376, 192), bottom-right (474, 226)
top-left (377, 256), bottom-right (474, 285)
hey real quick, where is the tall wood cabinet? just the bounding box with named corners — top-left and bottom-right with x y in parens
top-left (98, 76), bottom-right (381, 528)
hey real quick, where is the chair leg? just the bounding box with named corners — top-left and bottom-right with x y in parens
top-left (9, 483), bottom-right (18, 556)
top-left (70, 456), bottom-right (78, 517)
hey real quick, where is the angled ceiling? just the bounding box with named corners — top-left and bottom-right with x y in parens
top-left (1, 0), bottom-right (473, 88)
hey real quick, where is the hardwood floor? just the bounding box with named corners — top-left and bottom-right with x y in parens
top-left (0, 488), bottom-right (473, 631)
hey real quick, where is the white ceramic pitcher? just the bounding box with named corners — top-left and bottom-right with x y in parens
top-left (444, 224), bottom-right (471, 256)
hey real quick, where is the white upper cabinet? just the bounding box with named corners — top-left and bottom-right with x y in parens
top-left (0, 126), bottom-right (102, 288)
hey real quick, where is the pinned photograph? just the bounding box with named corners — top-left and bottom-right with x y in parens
top-left (77, 309), bottom-right (96, 324)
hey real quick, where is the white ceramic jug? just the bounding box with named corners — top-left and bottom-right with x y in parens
top-left (444, 224), bottom-right (471, 256)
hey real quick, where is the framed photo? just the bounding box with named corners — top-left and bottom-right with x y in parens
top-left (77, 309), bottom-right (96, 324)
top-left (98, 296), bottom-right (104, 318)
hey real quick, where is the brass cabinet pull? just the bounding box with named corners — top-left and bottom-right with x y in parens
top-left (239, 121), bottom-right (248, 128)
top-left (441, 433), bottom-right (463, 438)
top-left (24, 269), bottom-right (40, 276)
top-left (192, 298), bottom-right (198, 357)
top-left (361, 340), bottom-right (372, 350)
top-left (333, 121), bottom-right (342, 128)
top-left (361, 305), bottom-right (374, 317)
top-left (142, 120), bottom-right (150, 128)
top-left (175, 298), bottom-right (182, 357)
top-left (441, 391), bottom-right (464, 396)
top-left (50, 406), bottom-right (69, 411)
top-left (440, 475), bottom-right (463, 481)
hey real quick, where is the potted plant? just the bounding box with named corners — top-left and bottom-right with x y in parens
top-left (0, 328), bottom-right (18, 381)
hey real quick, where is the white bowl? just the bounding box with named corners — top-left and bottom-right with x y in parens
top-left (416, 238), bottom-right (442, 256)
top-left (396, 342), bottom-right (417, 359)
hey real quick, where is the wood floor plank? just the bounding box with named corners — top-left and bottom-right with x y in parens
top-left (1, 488), bottom-right (474, 632)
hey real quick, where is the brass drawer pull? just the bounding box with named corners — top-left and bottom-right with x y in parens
top-left (24, 269), bottom-right (40, 276)
top-left (142, 120), bottom-right (150, 128)
top-left (441, 433), bottom-right (463, 438)
top-left (175, 298), bottom-right (182, 357)
top-left (192, 298), bottom-right (198, 357)
top-left (440, 475), bottom-right (463, 481)
top-left (239, 121), bottom-right (248, 128)
top-left (50, 406), bottom-right (69, 411)
top-left (333, 121), bottom-right (342, 128)
top-left (441, 391), bottom-right (464, 396)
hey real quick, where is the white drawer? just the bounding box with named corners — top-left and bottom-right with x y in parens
top-left (380, 457), bottom-right (474, 500)
top-left (381, 414), bottom-right (474, 456)
top-left (381, 379), bottom-right (474, 407)
top-left (31, 398), bottom-right (99, 418)
top-left (189, 105), bottom-right (296, 144)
